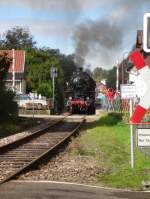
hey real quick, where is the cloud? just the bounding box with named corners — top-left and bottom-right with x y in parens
top-left (0, 0), bottom-right (150, 69)
top-left (73, 19), bottom-right (124, 67)
top-left (0, 0), bottom-right (104, 12)
top-left (73, 0), bottom-right (150, 69)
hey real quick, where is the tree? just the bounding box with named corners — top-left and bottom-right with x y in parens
top-left (0, 53), bottom-right (10, 89)
top-left (0, 54), bottom-right (18, 122)
top-left (0, 27), bottom-right (78, 113)
top-left (37, 83), bottom-right (52, 98)
top-left (106, 66), bottom-right (117, 89)
top-left (0, 27), bottom-right (36, 50)
top-left (93, 67), bottom-right (108, 82)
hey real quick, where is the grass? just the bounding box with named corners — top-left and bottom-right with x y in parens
top-left (71, 112), bottom-right (150, 189)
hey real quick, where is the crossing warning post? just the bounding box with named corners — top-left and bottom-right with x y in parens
top-left (121, 84), bottom-right (135, 168)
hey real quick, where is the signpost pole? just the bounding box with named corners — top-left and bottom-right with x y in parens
top-left (130, 99), bottom-right (134, 168)
top-left (51, 67), bottom-right (58, 114)
top-left (121, 84), bottom-right (136, 168)
top-left (32, 93), bottom-right (35, 120)
top-left (52, 73), bottom-right (55, 113)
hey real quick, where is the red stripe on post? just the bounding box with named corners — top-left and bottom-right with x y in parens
top-left (130, 105), bottom-right (147, 124)
top-left (129, 51), bottom-right (145, 70)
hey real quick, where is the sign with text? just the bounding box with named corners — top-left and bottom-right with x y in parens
top-left (120, 84), bottom-right (136, 99)
top-left (51, 67), bottom-right (58, 78)
top-left (137, 128), bottom-right (150, 147)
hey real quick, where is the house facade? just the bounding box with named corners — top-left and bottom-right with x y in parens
top-left (0, 50), bottom-right (26, 93)
top-left (96, 81), bottom-right (107, 94)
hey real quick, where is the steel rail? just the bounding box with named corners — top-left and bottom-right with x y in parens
top-left (0, 113), bottom-right (71, 152)
top-left (0, 116), bottom-right (85, 185)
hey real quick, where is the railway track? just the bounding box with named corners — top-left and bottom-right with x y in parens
top-left (0, 117), bottom-right (85, 184)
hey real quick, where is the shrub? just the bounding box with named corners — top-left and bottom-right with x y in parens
top-left (0, 90), bottom-right (18, 122)
top-left (37, 83), bottom-right (52, 98)
top-left (98, 112), bottom-right (122, 126)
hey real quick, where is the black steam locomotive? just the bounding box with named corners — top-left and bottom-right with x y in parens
top-left (65, 67), bottom-right (96, 114)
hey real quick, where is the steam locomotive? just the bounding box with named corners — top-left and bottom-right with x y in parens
top-left (65, 67), bottom-right (96, 114)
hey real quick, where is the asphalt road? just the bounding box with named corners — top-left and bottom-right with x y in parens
top-left (0, 181), bottom-right (150, 199)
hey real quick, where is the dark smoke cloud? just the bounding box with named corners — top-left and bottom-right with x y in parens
top-left (0, 0), bottom-right (150, 69)
top-left (73, 19), bottom-right (124, 67)
top-left (73, 0), bottom-right (150, 68)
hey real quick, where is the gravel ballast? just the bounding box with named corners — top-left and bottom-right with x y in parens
top-left (17, 151), bottom-right (105, 185)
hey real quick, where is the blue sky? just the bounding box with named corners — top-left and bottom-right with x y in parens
top-left (0, 0), bottom-right (149, 69)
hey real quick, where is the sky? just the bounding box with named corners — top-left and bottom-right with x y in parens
top-left (0, 0), bottom-right (150, 69)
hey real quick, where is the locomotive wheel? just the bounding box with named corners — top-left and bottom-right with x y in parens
top-left (87, 106), bottom-right (92, 115)
top-left (92, 106), bottom-right (96, 114)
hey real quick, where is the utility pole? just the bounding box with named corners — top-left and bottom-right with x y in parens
top-left (12, 49), bottom-right (15, 92)
top-left (116, 60), bottom-right (119, 92)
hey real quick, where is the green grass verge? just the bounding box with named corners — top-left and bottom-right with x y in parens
top-left (72, 112), bottom-right (150, 189)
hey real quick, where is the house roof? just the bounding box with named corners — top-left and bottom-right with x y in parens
top-left (0, 50), bottom-right (25, 73)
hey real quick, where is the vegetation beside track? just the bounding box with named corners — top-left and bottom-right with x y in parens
top-left (0, 117), bottom-right (44, 139)
top-left (71, 112), bottom-right (150, 189)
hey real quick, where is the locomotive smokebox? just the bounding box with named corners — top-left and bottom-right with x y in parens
top-left (65, 67), bottom-right (96, 114)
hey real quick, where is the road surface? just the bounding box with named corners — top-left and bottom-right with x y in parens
top-left (0, 181), bottom-right (150, 199)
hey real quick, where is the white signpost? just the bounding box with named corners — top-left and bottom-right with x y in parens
top-left (137, 128), bottom-right (150, 147)
top-left (121, 84), bottom-right (136, 168)
top-left (50, 67), bottom-right (58, 113)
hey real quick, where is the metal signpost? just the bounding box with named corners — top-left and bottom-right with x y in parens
top-left (50, 67), bottom-right (58, 114)
top-left (32, 93), bottom-right (35, 120)
top-left (129, 99), bottom-right (134, 168)
top-left (121, 84), bottom-right (136, 168)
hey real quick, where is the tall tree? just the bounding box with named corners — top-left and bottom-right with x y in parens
top-left (0, 27), bottom-right (36, 50)
top-left (106, 66), bottom-right (117, 89)
top-left (0, 26), bottom-right (78, 112)
top-left (93, 67), bottom-right (108, 82)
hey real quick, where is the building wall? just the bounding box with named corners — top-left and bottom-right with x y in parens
top-left (21, 79), bottom-right (26, 93)
top-left (6, 79), bottom-right (26, 94)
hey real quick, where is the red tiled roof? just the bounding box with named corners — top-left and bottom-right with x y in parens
top-left (0, 50), bottom-right (25, 73)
